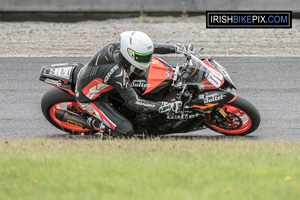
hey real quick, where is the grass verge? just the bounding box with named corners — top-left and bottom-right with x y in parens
top-left (0, 137), bottom-right (299, 200)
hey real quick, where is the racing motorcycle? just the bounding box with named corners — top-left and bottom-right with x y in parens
top-left (39, 51), bottom-right (260, 136)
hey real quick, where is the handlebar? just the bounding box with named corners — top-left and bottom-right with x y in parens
top-left (172, 52), bottom-right (193, 85)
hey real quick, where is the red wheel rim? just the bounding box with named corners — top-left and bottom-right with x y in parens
top-left (205, 105), bottom-right (252, 134)
top-left (49, 102), bottom-right (91, 132)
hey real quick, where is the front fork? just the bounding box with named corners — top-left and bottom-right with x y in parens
top-left (205, 92), bottom-right (238, 127)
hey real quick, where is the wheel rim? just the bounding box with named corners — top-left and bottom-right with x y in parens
top-left (49, 102), bottom-right (91, 132)
top-left (205, 105), bottom-right (252, 134)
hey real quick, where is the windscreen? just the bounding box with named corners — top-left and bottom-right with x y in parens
top-left (182, 55), bottom-right (207, 83)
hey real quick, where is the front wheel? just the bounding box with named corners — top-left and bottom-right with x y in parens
top-left (205, 96), bottom-right (261, 136)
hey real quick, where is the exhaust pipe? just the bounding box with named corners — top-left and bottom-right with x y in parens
top-left (55, 109), bottom-right (91, 129)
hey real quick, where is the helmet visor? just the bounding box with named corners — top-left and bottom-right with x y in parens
top-left (134, 51), bottom-right (153, 65)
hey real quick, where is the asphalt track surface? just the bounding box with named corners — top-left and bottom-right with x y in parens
top-left (0, 56), bottom-right (299, 140)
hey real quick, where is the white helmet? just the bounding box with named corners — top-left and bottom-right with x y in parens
top-left (120, 31), bottom-right (154, 70)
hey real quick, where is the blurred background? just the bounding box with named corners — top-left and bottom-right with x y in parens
top-left (0, 0), bottom-right (299, 21)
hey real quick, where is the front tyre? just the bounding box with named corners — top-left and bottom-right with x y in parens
top-left (205, 96), bottom-right (261, 136)
top-left (41, 87), bottom-right (96, 135)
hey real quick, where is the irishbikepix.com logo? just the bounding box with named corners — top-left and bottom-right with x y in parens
top-left (206, 11), bottom-right (292, 28)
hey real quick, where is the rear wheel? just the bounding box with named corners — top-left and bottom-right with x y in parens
top-left (205, 96), bottom-right (260, 136)
top-left (41, 87), bottom-right (96, 135)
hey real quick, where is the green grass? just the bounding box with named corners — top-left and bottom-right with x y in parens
top-left (0, 138), bottom-right (299, 200)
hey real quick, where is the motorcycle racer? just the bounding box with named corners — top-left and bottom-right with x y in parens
top-left (75, 31), bottom-right (193, 136)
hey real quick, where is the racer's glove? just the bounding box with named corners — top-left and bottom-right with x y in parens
top-left (186, 44), bottom-right (196, 54)
top-left (174, 44), bottom-right (186, 53)
top-left (158, 101), bottom-right (182, 114)
top-left (174, 44), bottom-right (195, 54)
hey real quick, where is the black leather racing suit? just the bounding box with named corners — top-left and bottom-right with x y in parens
top-left (75, 43), bottom-right (176, 136)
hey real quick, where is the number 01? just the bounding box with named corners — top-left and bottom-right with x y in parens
top-left (207, 69), bottom-right (223, 88)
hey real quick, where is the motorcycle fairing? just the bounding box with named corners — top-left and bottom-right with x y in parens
top-left (191, 89), bottom-right (236, 109)
top-left (200, 59), bottom-right (225, 90)
top-left (206, 58), bottom-right (237, 89)
top-left (39, 63), bottom-right (82, 95)
top-left (142, 57), bottom-right (174, 96)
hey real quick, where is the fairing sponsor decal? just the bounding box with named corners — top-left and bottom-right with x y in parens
top-left (204, 93), bottom-right (226, 104)
top-left (167, 112), bottom-right (202, 120)
top-left (45, 66), bottom-right (72, 79)
top-left (45, 78), bottom-right (62, 87)
top-left (131, 80), bottom-right (151, 88)
top-left (165, 71), bottom-right (172, 80)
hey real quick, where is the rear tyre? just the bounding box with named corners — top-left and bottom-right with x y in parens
top-left (41, 87), bottom-right (96, 135)
top-left (205, 96), bottom-right (261, 136)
